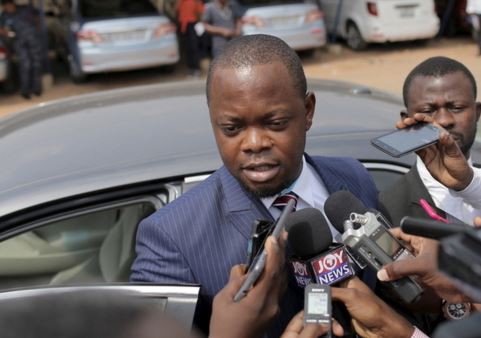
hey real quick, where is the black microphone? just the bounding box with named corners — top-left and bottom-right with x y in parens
top-left (324, 191), bottom-right (423, 304)
top-left (286, 208), bottom-right (356, 337)
top-left (401, 216), bottom-right (472, 240)
top-left (286, 208), bottom-right (356, 287)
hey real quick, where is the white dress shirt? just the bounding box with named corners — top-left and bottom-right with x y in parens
top-left (416, 157), bottom-right (481, 225)
top-left (261, 156), bottom-right (340, 238)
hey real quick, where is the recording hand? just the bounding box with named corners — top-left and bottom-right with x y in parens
top-left (280, 310), bottom-right (343, 338)
top-left (331, 277), bottom-right (415, 338)
top-left (377, 228), bottom-right (470, 304)
top-left (397, 112), bottom-right (473, 191)
top-left (209, 233), bottom-right (288, 338)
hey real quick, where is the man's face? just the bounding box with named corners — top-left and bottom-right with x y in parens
top-left (208, 62), bottom-right (315, 197)
top-left (406, 72), bottom-right (481, 157)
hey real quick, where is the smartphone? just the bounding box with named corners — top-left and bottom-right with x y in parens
top-left (233, 199), bottom-right (295, 302)
top-left (371, 123), bottom-right (440, 158)
top-left (304, 284), bottom-right (331, 325)
top-left (245, 219), bottom-right (274, 270)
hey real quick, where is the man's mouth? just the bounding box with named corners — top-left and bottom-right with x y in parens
top-left (242, 163), bottom-right (280, 183)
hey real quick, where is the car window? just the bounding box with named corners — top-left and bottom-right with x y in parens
top-left (79, 0), bottom-right (158, 18)
top-left (0, 201), bottom-right (157, 291)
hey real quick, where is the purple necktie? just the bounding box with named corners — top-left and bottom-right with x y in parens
top-left (272, 192), bottom-right (298, 212)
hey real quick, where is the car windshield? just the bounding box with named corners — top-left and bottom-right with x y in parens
top-left (237, 0), bottom-right (304, 6)
top-left (79, 0), bottom-right (158, 19)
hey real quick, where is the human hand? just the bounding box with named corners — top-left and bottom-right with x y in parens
top-left (331, 277), bottom-right (414, 338)
top-left (280, 310), bottom-right (339, 338)
top-left (396, 112), bottom-right (473, 191)
top-left (220, 27), bottom-right (235, 38)
top-left (377, 228), bottom-right (470, 304)
top-left (209, 233), bottom-right (288, 338)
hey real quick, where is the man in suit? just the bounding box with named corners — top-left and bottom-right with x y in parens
top-left (131, 34), bottom-right (379, 337)
top-left (378, 56), bottom-right (481, 328)
top-left (379, 56), bottom-right (481, 227)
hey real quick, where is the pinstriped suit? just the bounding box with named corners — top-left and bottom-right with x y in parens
top-left (131, 154), bottom-right (379, 337)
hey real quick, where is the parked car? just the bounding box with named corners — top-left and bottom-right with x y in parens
top-left (46, 0), bottom-right (179, 83)
top-left (239, 0), bottom-right (327, 52)
top-left (1, 79), bottom-right (480, 295)
top-left (319, 0), bottom-right (440, 50)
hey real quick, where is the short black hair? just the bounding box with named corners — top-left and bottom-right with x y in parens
top-left (403, 56), bottom-right (477, 107)
top-left (206, 34), bottom-right (306, 102)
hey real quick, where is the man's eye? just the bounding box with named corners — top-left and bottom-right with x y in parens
top-left (221, 125), bottom-right (241, 135)
top-left (450, 106), bottom-right (464, 113)
top-left (269, 119), bottom-right (288, 129)
top-left (420, 108), bottom-right (435, 114)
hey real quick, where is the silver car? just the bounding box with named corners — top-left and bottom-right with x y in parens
top-left (1, 79), bottom-right (480, 305)
top-left (49, 0), bottom-right (179, 82)
top-left (240, 0), bottom-right (327, 52)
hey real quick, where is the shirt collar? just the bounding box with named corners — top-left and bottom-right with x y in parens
top-left (261, 156), bottom-right (314, 210)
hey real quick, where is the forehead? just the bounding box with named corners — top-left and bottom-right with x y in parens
top-left (407, 72), bottom-right (475, 103)
top-left (209, 62), bottom-right (299, 103)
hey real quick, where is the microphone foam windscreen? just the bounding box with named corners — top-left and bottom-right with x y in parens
top-left (324, 190), bottom-right (367, 233)
top-left (286, 208), bottom-right (332, 258)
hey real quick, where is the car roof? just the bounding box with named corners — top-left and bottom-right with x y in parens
top-left (0, 78), bottom-right (465, 219)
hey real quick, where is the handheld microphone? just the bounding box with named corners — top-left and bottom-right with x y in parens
top-left (324, 191), bottom-right (424, 304)
top-left (286, 208), bottom-right (355, 288)
top-left (286, 208), bottom-right (356, 338)
top-left (400, 216), bottom-right (472, 240)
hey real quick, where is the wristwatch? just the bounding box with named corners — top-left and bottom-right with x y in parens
top-left (442, 300), bottom-right (472, 320)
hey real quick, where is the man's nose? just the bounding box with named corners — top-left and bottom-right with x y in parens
top-left (241, 128), bottom-right (272, 153)
top-left (434, 108), bottom-right (455, 129)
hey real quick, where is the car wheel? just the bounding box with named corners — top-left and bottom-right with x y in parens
top-left (346, 23), bottom-right (367, 51)
top-left (68, 55), bottom-right (87, 83)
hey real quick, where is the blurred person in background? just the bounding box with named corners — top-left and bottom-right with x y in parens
top-left (177, 0), bottom-right (204, 77)
top-left (201, 0), bottom-right (242, 58)
top-left (0, 0), bottom-right (43, 99)
top-left (467, 0), bottom-right (481, 55)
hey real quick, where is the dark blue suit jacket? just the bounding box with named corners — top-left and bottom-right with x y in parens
top-left (131, 154), bottom-right (378, 337)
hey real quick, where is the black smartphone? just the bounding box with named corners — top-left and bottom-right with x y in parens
top-left (371, 123), bottom-right (440, 158)
top-left (245, 219), bottom-right (274, 270)
top-left (233, 199), bottom-right (295, 302)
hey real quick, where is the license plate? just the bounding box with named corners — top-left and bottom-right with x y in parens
top-left (269, 15), bottom-right (300, 27)
top-left (397, 6), bottom-right (415, 18)
top-left (102, 30), bottom-right (146, 43)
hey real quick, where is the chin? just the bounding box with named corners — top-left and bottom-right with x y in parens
top-left (242, 181), bottom-right (288, 198)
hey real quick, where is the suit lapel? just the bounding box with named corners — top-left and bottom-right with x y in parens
top-left (406, 165), bottom-right (446, 219)
top-left (305, 154), bottom-right (349, 193)
top-left (219, 167), bottom-right (273, 239)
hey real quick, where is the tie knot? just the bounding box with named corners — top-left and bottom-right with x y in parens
top-left (272, 192), bottom-right (298, 212)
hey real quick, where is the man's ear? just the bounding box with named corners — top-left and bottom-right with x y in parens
top-left (400, 110), bottom-right (408, 119)
top-left (304, 92), bottom-right (315, 131)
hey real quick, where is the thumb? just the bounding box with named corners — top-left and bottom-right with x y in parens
top-left (377, 259), bottom-right (420, 282)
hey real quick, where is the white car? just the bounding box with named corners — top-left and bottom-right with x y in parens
top-left (240, 0), bottom-right (327, 52)
top-left (320, 0), bottom-right (440, 50)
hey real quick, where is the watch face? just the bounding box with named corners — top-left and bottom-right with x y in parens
top-left (444, 302), bottom-right (471, 320)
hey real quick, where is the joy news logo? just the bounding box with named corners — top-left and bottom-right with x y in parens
top-left (311, 246), bottom-right (354, 285)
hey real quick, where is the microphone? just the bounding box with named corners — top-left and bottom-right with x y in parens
top-left (286, 208), bottom-right (355, 288)
top-left (286, 208), bottom-right (356, 337)
top-left (324, 191), bottom-right (424, 304)
top-left (401, 216), bottom-right (472, 240)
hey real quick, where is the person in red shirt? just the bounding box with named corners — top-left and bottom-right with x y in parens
top-left (177, 0), bottom-right (204, 76)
